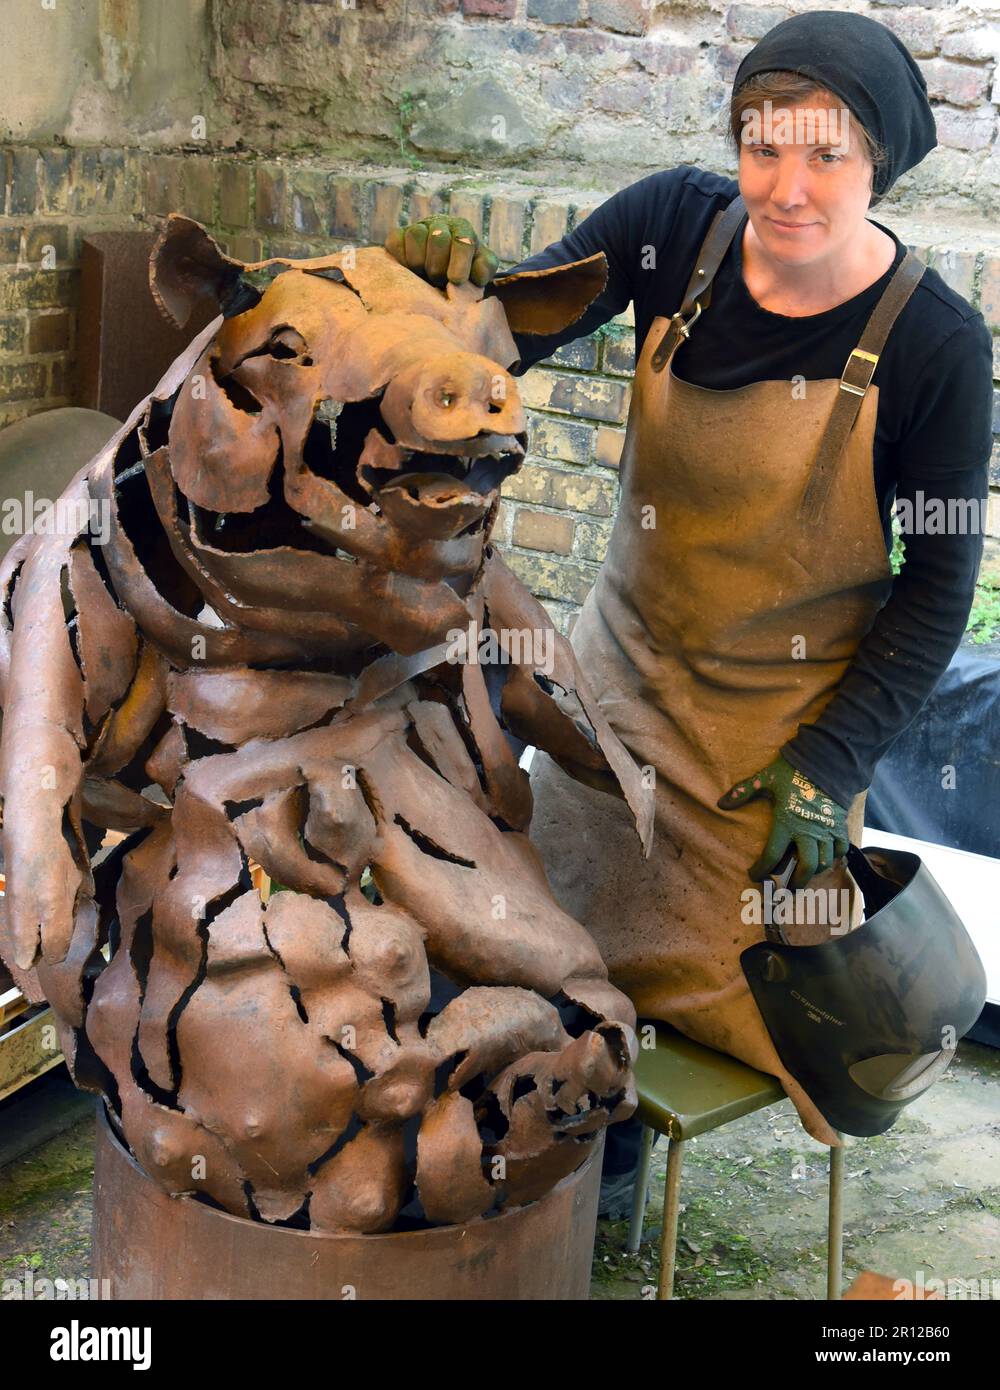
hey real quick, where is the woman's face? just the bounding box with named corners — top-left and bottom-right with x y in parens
top-left (737, 91), bottom-right (876, 267)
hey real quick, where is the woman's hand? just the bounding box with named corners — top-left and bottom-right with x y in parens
top-left (384, 215), bottom-right (499, 288)
top-left (717, 755), bottom-right (849, 889)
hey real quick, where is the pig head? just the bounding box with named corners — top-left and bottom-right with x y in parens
top-left (141, 216), bottom-right (609, 658)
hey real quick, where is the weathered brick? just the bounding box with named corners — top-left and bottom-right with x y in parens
top-left (224, 232), bottom-right (264, 262)
top-left (941, 24), bottom-right (1000, 61)
top-left (0, 228), bottom-right (20, 264)
top-left (587, 0), bottom-right (648, 37)
top-left (574, 516), bottom-right (611, 563)
top-left (371, 180), bottom-right (407, 246)
top-left (219, 162), bottom-right (252, 227)
top-left (27, 310), bottom-right (71, 354)
top-left (527, 0), bottom-right (584, 24)
top-left (529, 200), bottom-right (569, 255)
top-left (255, 164), bottom-right (287, 230)
top-left (462, 0), bottom-right (515, 14)
top-left (145, 155), bottom-right (185, 217)
top-left (595, 424), bottom-right (625, 470)
top-left (934, 107), bottom-right (997, 151)
top-left (522, 414), bottom-right (595, 469)
top-left (879, 7), bottom-right (938, 58)
top-left (409, 185), bottom-right (449, 222)
top-left (725, 5), bottom-right (791, 40)
top-left (448, 191), bottom-right (487, 238)
top-left (9, 149), bottom-right (39, 216)
top-left (526, 413), bottom-right (593, 465)
top-left (596, 74), bottom-right (655, 115)
top-left (512, 507), bottom-right (575, 554)
top-left (0, 316), bottom-right (23, 353)
top-left (70, 149), bottom-right (131, 215)
top-left (503, 549), bottom-right (597, 606)
top-left (40, 148), bottom-right (73, 214)
top-left (0, 268), bottom-right (76, 311)
top-left (23, 224), bottom-right (69, 265)
top-left (290, 168), bottom-right (332, 237)
top-left (919, 57), bottom-right (989, 107)
top-left (182, 158), bottom-right (216, 225)
top-left (603, 330), bottom-right (635, 376)
top-left (489, 195), bottom-right (527, 263)
top-left (330, 177), bottom-right (374, 241)
top-left (541, 71), bottom-right (589, 112)
top-left (550, 336), bottom-right (599, 371)
top-left (0, 361), bottom-right (47, 401)
top-left (502, 460), bottom-right (615, 516)
top-left (263, 237), bottom-right (316, 260)
top-left (713, 42), bottom-right (754, 84)
top-left (494, 498), bottom-right (516, 545)
top-left (519, 368), bottom-right (629, 424)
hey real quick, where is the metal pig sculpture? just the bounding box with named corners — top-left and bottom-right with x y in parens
top-left (0, 216), bottom-right (654, 1232)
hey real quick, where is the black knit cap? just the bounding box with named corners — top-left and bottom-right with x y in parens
top-left (733, 10), bottom-right (937, 197)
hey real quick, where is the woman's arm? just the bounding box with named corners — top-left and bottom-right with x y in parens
top-left (780, 312), bottom-right (995, 808)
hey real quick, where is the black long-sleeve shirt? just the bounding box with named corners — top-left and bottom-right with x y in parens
top-left (495, 164), bottom-right (994, 807)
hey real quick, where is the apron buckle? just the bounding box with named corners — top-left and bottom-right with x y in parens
top-left (839, 347), bottom-right (879, 397)
top-left (651, 302), bottom-right (704, 371)
top-left (672, 301), bottom-right (703, 339)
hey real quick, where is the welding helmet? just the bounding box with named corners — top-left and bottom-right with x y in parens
top-left (741, 843), bottom-right (987, 1137)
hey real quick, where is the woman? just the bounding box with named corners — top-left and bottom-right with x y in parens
top-left (386, 11), bottom-right (994, 1173)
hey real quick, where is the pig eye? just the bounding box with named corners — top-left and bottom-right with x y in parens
top-left (267, 327), bottom-right (312, 364)
top-left (238, 325), bottom-right (313, 367)
top-left (436, 386), bottom-right (456, 407)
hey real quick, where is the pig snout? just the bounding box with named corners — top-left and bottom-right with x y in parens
top-left (379, 352), bottom-right (525, 455)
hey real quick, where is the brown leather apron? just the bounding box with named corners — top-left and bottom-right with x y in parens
top-left (528, 196), bottom-right (925, 1145)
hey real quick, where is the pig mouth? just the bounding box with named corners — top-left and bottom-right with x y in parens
top-left (362, 447), bottom-right (525, 504)
top-left (304, 393), bottom-right (527, 515)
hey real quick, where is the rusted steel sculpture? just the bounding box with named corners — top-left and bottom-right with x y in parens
top-left (0, 217), bottom-right (653, 1233)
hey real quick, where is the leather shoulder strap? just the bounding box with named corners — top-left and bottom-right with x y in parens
top-left (797, 250), bottom-right (926, 524)
top-left (650, 194), bottom-right (747, 373)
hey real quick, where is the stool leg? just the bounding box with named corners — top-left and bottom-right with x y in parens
top-left (657, 1137), bottom-right (685, 1300)
top-left (827, 1132), bottom-right (845, 1300)
top-left (626, 1125), bottom-right (656, 1254)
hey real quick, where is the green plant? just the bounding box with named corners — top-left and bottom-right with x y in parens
top-left (890, 511), bottom-right (905, 575)
top-left (967, 578), bottom-right (1000, 645)
top-left (397, 89), bottom-right (426, 172)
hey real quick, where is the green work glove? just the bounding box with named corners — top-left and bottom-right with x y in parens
top-left (717, 755), bottom-right (850, 889)
top-left (384, 215), bottom-right (499, 288)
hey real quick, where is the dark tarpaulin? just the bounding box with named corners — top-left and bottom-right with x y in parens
top-left (866, 644), bottom-right (1000, 858)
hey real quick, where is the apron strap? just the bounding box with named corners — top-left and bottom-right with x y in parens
top-left (651, 194), bottom-right (749, 372)
top-left (797, 250), bottom-right (925, 524)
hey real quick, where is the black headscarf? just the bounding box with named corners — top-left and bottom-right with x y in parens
top-left (733, 10), bottom-right (937, 198)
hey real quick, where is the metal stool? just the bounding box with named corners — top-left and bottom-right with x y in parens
top-left (627, 1022), bottom-right (844, 1299)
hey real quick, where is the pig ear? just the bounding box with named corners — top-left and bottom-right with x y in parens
top-left (149, 214), bottom-right (247, 329)
top-left (485, 252), bottom-right (608, 336)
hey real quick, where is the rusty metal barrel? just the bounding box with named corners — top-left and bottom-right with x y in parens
top-left (91, 1108), bottom-right (603, 1300)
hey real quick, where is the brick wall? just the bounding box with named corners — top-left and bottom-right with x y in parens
top-left (3, 144), bottom-right (1000, 626)
top-left (0, 147), bottom-right (142, 430)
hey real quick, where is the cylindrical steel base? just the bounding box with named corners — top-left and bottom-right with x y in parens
top-left (91, 1108), bottom-right (603, 1300)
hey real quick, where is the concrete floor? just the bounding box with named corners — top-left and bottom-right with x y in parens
top-left (0, 1040), bottom-right (997, 1301)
